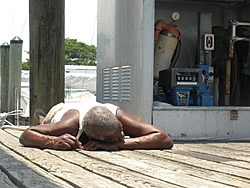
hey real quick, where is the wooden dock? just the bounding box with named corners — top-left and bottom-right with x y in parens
top-left (0, 127), bottom-right (249, 188)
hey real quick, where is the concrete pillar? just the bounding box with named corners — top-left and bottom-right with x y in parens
top-left (0, 42), bottom-right (10, 113)
top-left (8, 36), bottom-right (23, 124)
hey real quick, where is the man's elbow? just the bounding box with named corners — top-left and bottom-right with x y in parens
top-left (161, 133), bottom-right (174, 149)
top-left (166, 136), bottom-right (174, 149)
top-left (19, 133), bottom-right (25, 146)
top-left (19, 130), bottom-right (29, 146)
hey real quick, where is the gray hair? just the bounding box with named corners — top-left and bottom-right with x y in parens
top-left (82, 106), bottom-right (119, 141)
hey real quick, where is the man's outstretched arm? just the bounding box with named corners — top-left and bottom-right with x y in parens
top-left (19, 110), bottom-right (82, 150)
top-left (116, 108), bottom-right (173, 150)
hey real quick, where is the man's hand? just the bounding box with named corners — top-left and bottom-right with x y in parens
top-left (83, 140), bottom-right (123, 151)
top-left (53, 134), bottom-right (83, 150)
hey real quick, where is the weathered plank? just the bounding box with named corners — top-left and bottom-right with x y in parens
top-left (0, 169), bottom-right (18, 188)
top-left (206, 142), bottom-right (250, 152)
top-left (0, 129), bottom-right (126, 188)
top-left (0, 143), bottom-right (73, 188)
top-left (4, 128), bottom-right (179, 187)
top-left (4, 129), bottom-right (178, 187)
top-left (173, 143), bottom-right (250, 167)
top-left (3, 128), bottom-right (182, 187)
top-left (1, 127), bottom-right (26, 138)
top-left (139, 149), bottom-right (250, 183)
top-left (3, 128), bottom-right (250, 188)
top-left (46, 150), bottom-right (178, 188)
top-left (78, 150), bottom-right (232, 187)
top-left (116, 150), bottom-right (250, 188)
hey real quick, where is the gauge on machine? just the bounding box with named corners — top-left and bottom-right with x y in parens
top-left (171, 12), bottom-right (181, 21)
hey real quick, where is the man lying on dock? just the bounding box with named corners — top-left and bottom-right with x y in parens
top-left (19, 101), bottom-right (173, 151)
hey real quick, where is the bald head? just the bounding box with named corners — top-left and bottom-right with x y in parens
top-left (82, 106), bottom-right (120, 141)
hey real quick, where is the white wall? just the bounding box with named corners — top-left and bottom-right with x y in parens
top-left (97, 0), bottom-right (155, 123)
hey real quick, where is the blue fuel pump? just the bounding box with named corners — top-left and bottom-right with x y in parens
top-left (159, 65), bottom-right (213, 106)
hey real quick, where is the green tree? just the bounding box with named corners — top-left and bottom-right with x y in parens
top-left (22, 50), bottom-right (30, 70)
top-left (22, 39), bottom-right (96, 69)
top-left (22, 58), bottom-right (30, 70)
top-left (65, 38), bottom-right (96, 66)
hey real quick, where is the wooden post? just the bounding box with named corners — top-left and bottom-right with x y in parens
top-left (8, 37), bottom-right (23, 124)
top-left (0, 42), bottom-right (10, 113)
top-left (29, 0), bottom-right (65, 126)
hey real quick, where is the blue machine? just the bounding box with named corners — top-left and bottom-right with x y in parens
top-left (159, 64), bottom-right (213, 106)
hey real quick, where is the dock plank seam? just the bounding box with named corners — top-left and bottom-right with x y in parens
top-left (137, 150), bottom-right (250, 183)
top-left (120, 150), bottom-right (250, 187)
top-left (76, 151), bottom-right (232, 187)
top-left (46, 150), bottom-right (179, 188)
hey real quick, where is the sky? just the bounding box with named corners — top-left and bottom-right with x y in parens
top-left (0, 0), bottom-right (97, 61)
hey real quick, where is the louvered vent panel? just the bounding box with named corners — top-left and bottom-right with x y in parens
top-left (111, 67), bottom-right (120, 101)
top-left (102, 65), bottom-right (131, 101)
top-left (103, 68), bottom-right (111, 100)
top-left (121, 66), bottom-right (131, 101)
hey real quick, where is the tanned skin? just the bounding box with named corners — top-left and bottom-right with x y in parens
top-left (19, 108), bottom-right (173, 151)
